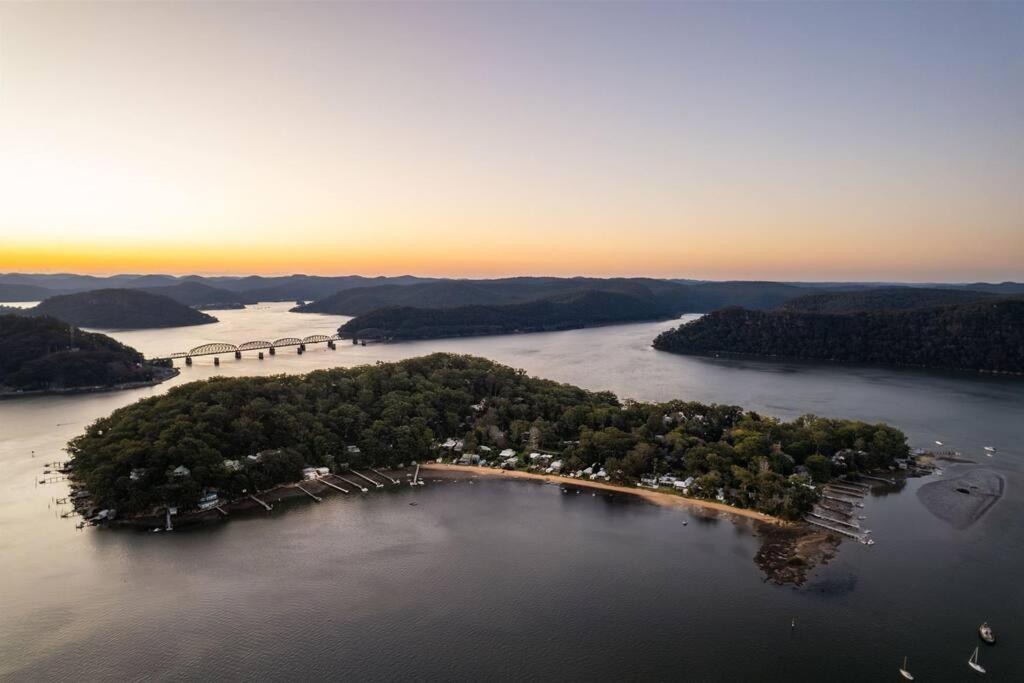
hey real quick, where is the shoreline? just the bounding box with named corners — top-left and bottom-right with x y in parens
top-left (0, 366), bottom-right (179, 400)
top-left (421, 463), bottom-right (787, 526)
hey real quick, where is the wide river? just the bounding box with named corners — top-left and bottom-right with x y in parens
top-left (1, 303), bottom-right (1021, 681)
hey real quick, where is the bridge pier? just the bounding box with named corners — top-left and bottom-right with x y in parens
top-left (185, 356), bottom-right (192, 366)
top-left (258, 351), bottom-right (264, 360)
top-left (269, 347), bottom-right (276, 355)
top-left (214, 357), bottom-right (220, 366)
top-left (328, 340), bottom-right (335, 349)
top-left (235, 350), bottom-right (241, 359)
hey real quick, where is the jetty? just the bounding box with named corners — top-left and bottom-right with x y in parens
top-left (350, 469), bottom-right (384, 489)
top-left (319, 478), bottom-right (349, 494)
top-left (858, 474), bottom-right (897, 486)
top-left (803, 515), bottom-right (870, 543)
top-left (808, 511), bottom-right (860, 530)
top-left (370, 468), bottom-right (399, 485)
top-left (215, 506), bottom-right (229, 517)
top-left (295, 484), bottom-right (322, 502)
top-left (332, 474), bottom-right (368, 492)
top-left (410, 463), bottom-right (423, 486)
top-left (249, 494), bottom-right (273, 511)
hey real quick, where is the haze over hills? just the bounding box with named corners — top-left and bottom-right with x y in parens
top-left (779, 287), bottom-right (1005, 314)
top-left (32, 289), bottom-right (217, 329)
top-left (140, 282), bottom-right (257, 308)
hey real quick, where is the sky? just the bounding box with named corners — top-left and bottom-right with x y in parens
top-left (0, 2), bottom-right (1022, 282)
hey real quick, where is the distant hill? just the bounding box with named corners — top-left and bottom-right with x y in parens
top-left (32, 289), bottom-right (217, 329)
top-left (780, 287), bottom-right (1001, 314)
top-left (141, 282), bottom-right (256, 307)
top-left (296, 277), bottom-right (809, 316)
top-left (0, 315), bottom-right (172, 392)
top-left (0, 283), bottom-right (56, 302)
top-left (339, 289), bottom-right (670, 340)
top-left (652, 300), bottom-right (1024, 373)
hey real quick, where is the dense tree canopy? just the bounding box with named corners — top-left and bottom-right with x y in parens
top-left (653, 300), bottom-right (1024, 373)
top-left (68, 354), bottom-right (908, 519)
top-left (32, 289), bottom-right (216, 329)
top-left (0, 314), bottom-right (161, 391)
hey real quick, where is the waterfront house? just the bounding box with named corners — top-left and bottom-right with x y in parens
top-left (499, 448), bottom-right (516, 459)
top-left (302, 467), bottom-right (318, 480)
top-left (640, 476), bottom-right (658, 487)
top-left (315, 466), bottom-right (330, 476)
top-left (171, 465), bottom-right (190, 478)
top-left (197, 489), bottom-right (220, 511)
top-left (658, 474), bottom-right (677, 486)
top-left (222, 459), bottom-right (242, 472)
top-left (346, 445), bottom-right (362, 456)
top-left (129, 468), bottom-right (146, 481)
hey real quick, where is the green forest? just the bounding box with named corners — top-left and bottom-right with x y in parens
top-left (32, 289), bottom-right (217, 329)
top-left (0, 314), bottom-right (165, 391)
top-left (68, 354), bottom-right (908, 519)
top-left (653, 300), bottom-right (1024, 373)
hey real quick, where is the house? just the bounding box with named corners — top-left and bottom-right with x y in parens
top-left (658, 474), bottom-right (677, 486)
top-left (594, 469), bottom-right (608, 480)
top-left (222, 459), bottom-right (242, 472)
top-left (499, 448), bottom-right (515, 459)
top-left (302, 467), bottom-right (319, 480)
top-left (640, 476), bottom-right (658, 487)
top-left (549, 460), bottom-right (563, 472)
top-left (315, 467), bottom-right (330, 476)
top-left (197, 489), bottom-right (220, 511)
top-left (346, 445), bottom-right (362, 456)
top-left (246, 454), bottom-right (260, 464)
top-left (479, 445), bottom-right (492, 453)
top-left (171, 465), bottom-right (190, 478)
top-left (129, 468), bottom-right (146, 481)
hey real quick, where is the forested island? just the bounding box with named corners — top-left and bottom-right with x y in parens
top-left (68, 354), bottom-right (908, 521)
top-left (653, 299), bottom-right (1024, 373)
top-left (338, 290), bottom-right (669, 340)
top-left (32, 289), bottom-right (217, 329)
top-left (0, 315), bottom-right (174, 394)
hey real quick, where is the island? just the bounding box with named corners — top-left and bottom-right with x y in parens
top-left (337, 290), bottom-right (671, 341)
top-left (67, 354), bottom-right (908, 526)
top-left (0, 314), bottom-right (176, 395)
top-left (32, 288), bottom-right (217, 329)
top-left (652, 299), bottom-right (1024, 374)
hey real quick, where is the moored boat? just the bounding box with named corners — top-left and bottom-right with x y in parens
top-left (978, 622), bottom-right (995, 644)
top-left (899, 656), bottom-right (914, 680)
top-left (968, 646), bottom-right (985, 674)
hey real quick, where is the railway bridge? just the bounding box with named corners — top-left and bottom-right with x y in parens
top-left (157, 334), bottom-right (341, 365)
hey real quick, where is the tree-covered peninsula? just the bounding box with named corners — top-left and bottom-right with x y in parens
top-left (653, 300), bottom-right (1024, 373)
top-left (32, 289), bottom-right (217, 329)
top-left (0, 314), bottom-right (173, 393)
top-left (68, 354), bottom-right (908, 519)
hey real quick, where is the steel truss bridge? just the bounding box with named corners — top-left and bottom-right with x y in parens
top-left (158, 334), bottom-right (342, 362)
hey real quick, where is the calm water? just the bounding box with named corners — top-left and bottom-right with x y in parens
top-left (1, 303), bottom-right (1022, 680)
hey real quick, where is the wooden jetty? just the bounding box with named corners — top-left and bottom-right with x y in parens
top-left (332, 474), bottom-right (368, 492)
top-left (215, 505), bottom-right (229, 517)
top-left (295, 484), bottom-right (322, 502)
top-left (858, 474), bottom-right (897, 485)
top-left (249, 494), bottom-right (273, 511)
top-left (809, 510), bottom-right (860, 530)
top-left (803, 516), bottom-right (869, 542)
top-left (370, 468), bottom-right (399, 485)
top-left (410, 463), bottom-right (423, 486)
top-left (350, 470), bottom-right (384, 489)
top-left (319, 478), bottom-right (349, 494)
top-left (826, 483), bottom-right (866, 497)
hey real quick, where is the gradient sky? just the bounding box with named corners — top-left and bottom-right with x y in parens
top-left (1, 1), bottom-right (1022, 281)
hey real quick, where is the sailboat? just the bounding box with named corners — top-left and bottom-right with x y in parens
top-left (968, 646), bottom-right (986, 674)
top-left (899, 656), bottom-right (914, 680)
top-left (984, 446), bottom-right (996, 453)
top-left (935, 440), bottom-right (944, 446)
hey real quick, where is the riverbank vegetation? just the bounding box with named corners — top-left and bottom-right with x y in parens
top-left (653, 300), bottom-right (1024, 373)
top-left (68, 354), bottom-right (908, 519)
top-left (0, 315), bottom-right (170, 392)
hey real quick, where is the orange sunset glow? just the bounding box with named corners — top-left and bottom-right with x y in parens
top-left (1, 2), bottom-right (1021, 281)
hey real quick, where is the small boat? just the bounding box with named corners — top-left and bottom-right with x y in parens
top-left (935, 440), bottom-right (944, 446)
top-left (968, 646), bottom-right (986, 674)
top-left (984, 446), bottom-right (996, 453)
top-left (978, 622), bottom-right (995, 644)
top-left (899, 656), bottom-right (914, 680)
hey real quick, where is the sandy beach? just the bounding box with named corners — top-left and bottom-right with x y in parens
top-left (421, 463), bottom-right (786, 526)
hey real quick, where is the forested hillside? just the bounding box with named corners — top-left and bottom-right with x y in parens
top-left (67, 354), bottom-right (907, 518)
top-left (653, 300), bottom-right (1024, 373)
top-left (32, 289), bottom-right (217, 328)
top-left (780, 287), bottom-right (1000, 314)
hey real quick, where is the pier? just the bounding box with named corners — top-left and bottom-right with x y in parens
top-left (803, 516), bottom-right (870, 543)
top-left (249, 494), bottom-right (273, 511)
top-left (215, 505), bottom-right (229, 517)
top-left (858, 474), bottom-right (897, 486)
top-left (411, 463), bottom-right (423, 486)
top-left (808, 511), bottom-right (860, 530)
top-left (319, 478), bottom-right (349, 494)
top-left (331, 474), bottom-right (368, 492)
top-left (295, 484), bottom-right (322, 502)
top-left (350, 470), bottom-right (384, 489)
top-left (370, 468), bottom-right (399, 485)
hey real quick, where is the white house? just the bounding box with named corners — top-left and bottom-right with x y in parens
top-left (499, 448), bottom-right (516, 459)
top-left (171, 465), bottom-right (190, 478)
top-left (222, 459), bottom-right (242, 472)
top-left (129, 468), bottom-right (146, 481)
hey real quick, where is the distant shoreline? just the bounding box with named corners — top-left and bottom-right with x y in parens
top-left (0, 366), bottom-right (178, 400)
top-left (421, 463), bottom-right (787, 526)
